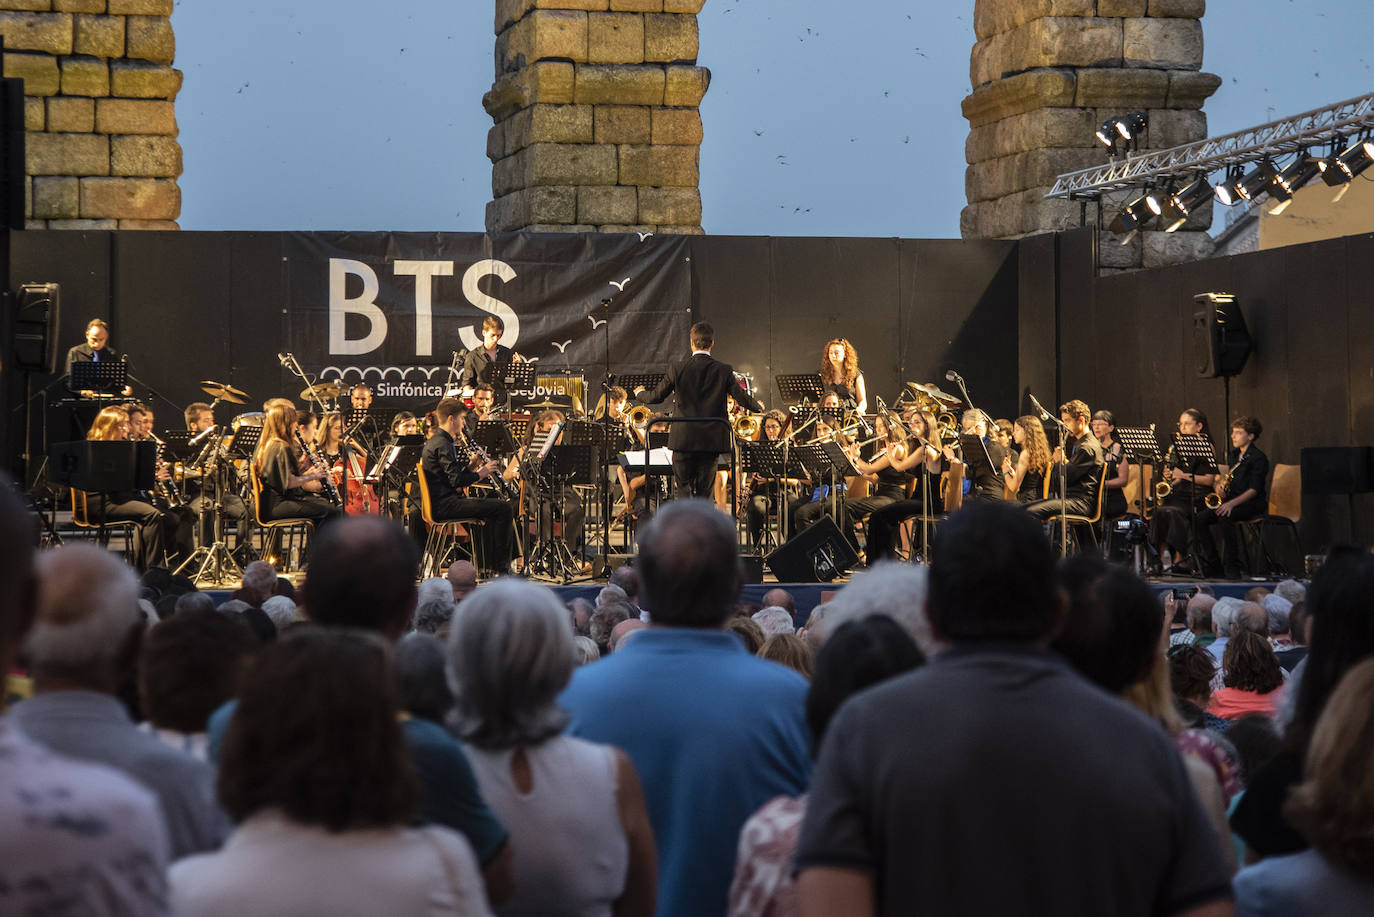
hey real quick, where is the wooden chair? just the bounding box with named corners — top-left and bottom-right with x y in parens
top-left (70, 488), bottom-right (139, 564)
top-left (416, 466), bottom-right (484, 578)
top-left (248, 465), bottom-right (314, 572)
top-left (1041, 464), bottom-right (1111, 554)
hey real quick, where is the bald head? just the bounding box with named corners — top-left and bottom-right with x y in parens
top-left (608, 618), bottom-right (646, 652)
top-left (27, 544), bottom-right (142, 682)
top-left (1235, 602), bottom-right (1268, 637)
top-left (637, 499), bottom-right (741, 627)
top-left (447, 561), bottom-right (478, 602)
top-left (761, 588), bottom-right (795, 615)
top-left (303, 515), bottom-right (419, 640)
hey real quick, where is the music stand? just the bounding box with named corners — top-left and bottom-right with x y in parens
top-left (1115, 425), bottom-right (1161, 516)
top-left (474, 420), bottom-right (518, 457)
top-left (497, 363), bottom-right (538, 405)
top-left (49, 441), bottom-right (155, 540)
top-left (613, 373), bottom-right (666, 397)
top-left (775, 373), bottom-right (823, 406)
top-left (69, 360), bottom-right (128, 395)
top-left (740, 440), bottom-right (808, 551)
top-left (225, 424), bottom-right (261, 461)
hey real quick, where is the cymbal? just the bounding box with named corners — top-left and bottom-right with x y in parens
top-left (306, 380), bottom-right (345, 399)
top-left (523, 399), bottom-right (563, 410)
top-left (907, 381), bottom-right (961, 406)
top-left (300, 387), bottom-right (331, 403)
top-left (201, 380), bottom-right (249, 404)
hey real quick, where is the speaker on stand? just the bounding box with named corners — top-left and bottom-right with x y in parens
top-left (764, 516), bottom-right (858, 584)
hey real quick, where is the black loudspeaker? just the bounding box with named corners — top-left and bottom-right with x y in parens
top-left (1192, 292), bottom-right (1253, 378)
top-left (1300, 447), bottom-right (1374, 496)
top-left (739, 553), bottom-right (764, 585)
top-left (0, 77), bottom-right (25, 231)
top-left (14, 282), bottom-right (60, 373)
top-left (765, 516), bottom-right (858, 583)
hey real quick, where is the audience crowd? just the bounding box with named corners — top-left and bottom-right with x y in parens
top-left (3, 469), bottom-right (1373, 916)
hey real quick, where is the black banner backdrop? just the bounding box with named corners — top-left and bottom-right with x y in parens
top-left (283, 231), bottom-right (693, 406)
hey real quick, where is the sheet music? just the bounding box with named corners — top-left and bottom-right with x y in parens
top-left (618, 447), bottom-right (673, 467)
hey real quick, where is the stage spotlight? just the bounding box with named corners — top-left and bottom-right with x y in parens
top-left (1109, 194), bottom-right (1156, 236)
top-left (1267, 153), bottom-right (1321, 215)
top-left (1214, 167), bottom-right (1244, 206)
top-left (1234, 160), bottom-right (1279, 202)
top-left (1161, 176), bottom-right (1214, 232)
top-left (1336, 136), bottom-right (1374, 179)
top-left (1115, 111), bottom-right (1148, 142)
top-left (1096, 120), bottom-right (1119, 148)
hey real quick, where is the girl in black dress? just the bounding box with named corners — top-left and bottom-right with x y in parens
top-left (819, 338), bottom-right (867, 414)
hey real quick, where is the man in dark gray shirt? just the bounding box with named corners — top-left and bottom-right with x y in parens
top-left (795, 501), bottom-right (1234, 917)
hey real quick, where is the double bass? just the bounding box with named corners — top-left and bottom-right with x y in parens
top-left (329, 442), bottom-right (377, 515)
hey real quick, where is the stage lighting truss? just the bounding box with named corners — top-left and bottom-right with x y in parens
top-left (1049, 93), bottom-right (1374, 216)
top-left (1096, 111), bottom-right (1149, 152)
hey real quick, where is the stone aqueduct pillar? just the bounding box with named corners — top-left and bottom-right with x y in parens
top-left (961, 0), bottom-right (1222, 269)
top-left (0, 0), bottom-right (181, 229)
top-left (483, 0), bottom-right (708, 235)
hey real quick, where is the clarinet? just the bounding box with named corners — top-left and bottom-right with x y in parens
top-left (295, 432), bottom-right (342, 506)
top-left (147, 432), bottom-right (185, 507)
top-left (463, 434), bottom-right (519, 501)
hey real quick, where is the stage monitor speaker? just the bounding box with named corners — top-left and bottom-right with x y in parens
top-left (0, 77), bottom-right (25, 232)
top-left (739, 553), bottom-right (764, 585)
top-left (765, 516), bottom-right (858, 583)
top-left (1192, 292), bottom-right (1253, 378)
top-left (14, 282), bottom-right (60, 373)
top-left (1300, 447), bottom-right (1374, 496)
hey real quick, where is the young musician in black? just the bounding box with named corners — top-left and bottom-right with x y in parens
top-left (251, 404), bottom-right (342, 531)
top-left (1194, 416), bottom-right (1270, 579)
top-left (420, 397), bottom-right (515, 575)
top-left (1023, 399), bottom-right (1104, 521)
top-left (460, 315), bottom-right (524, 394)
top-left (1148, 408), bottom-right (1218, 574)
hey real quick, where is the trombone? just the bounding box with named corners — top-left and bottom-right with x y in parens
top-left (626, 403), bottom-right (654, 436)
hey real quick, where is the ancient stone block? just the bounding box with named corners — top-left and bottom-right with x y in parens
top-left (965, 147), bottom-right (1104, 203)
top-left (54, 0), bottom-right (108, 13)
top-left (28, 131), bottom-right (108, 174)
top-left (25, 219), bottom-right (46, 229)
top-left (618, 143), bottom-right (697, 187)
top-left (973, 0), bottom-right (1094, 42)
top-left (497, 0), bottom-right (612, 33)
top-left (527, 223), bottom-right (596, 232)
top-left (61, 55), bottom-right (108, 95)
top-left (662, 64), bottom-right (707, 106)
top-left (1148, 0), bottom-right (1205, 16)
top-left (7, 0), bottom-right (57, 12)
top-left (108, 0), bottom-right (171, 13)
top-left (637, 186), bottom-right (699, 224)
top-left (80, 175), bottom-right (178, 219)
top-left (965, 107), bottom-right (1096, 163)
top-left (651, 107), bottom-right (701, 145)
top-left (1142, 107), bottom-right (1206, 148)
top-left (487, 120), bottom-right (506, 160)
top-left (525, 103), bottom-right (594, 143)
top-left (962, 69), bottom-right (1077, 127)
top-left (109, 61), bottom-right (181, 98)
top-left (577, 184), bottom-right (636, 223)
top-left (1097, 228), bottom-right (1144, 267)
top-left (573, 64), bottom-right (664, 105)
top-left (1142, 229), bottom-right (1214, 267)
top-left (609, 0), bottom-right (660, 10)
top-left (970, 18), bottom-right (1121, 88)
top-left (594, 104), bottom-right (650, 143)
top-left (110, 134), bottom-right (180, 175)
top-left (644, 12), bottom-right (696, 63)
top-left (655, 224), bottom-right (704, 235)
top-left (530, 141), bottom-right (618, 185)
top-left (1097, 0), bottom-right (1146, 16)
top-left (587, 12), bottom-right (642, 64)
top-left (95, 98), bottom-right (174, 133)
top-left (74, 12), bottom-right (123, 57)
top-left (46, 94), bottom-right (94, 131)
top-left (492, 147), bottom-right (530, 196)
top-left (487, 189), bottom-right (528, 231)
top-left (49, 218), bottom-right (117, 228)
top-left (1122, 17), bottom-right (1202, 70)
top-left (32, 175), bottom-right (78, 218)
top-left (117, 219), bottom-right (180, 229)
top-left (484, 61), bottom-right (576, 121)
top-left (1073, 67), bottom-right (1169, 109)
top-left (124, 14), bottom-right (173, 63)
top-left (528, 184), bottom-right (578, 222)
top-left (4, 51), bottom-right (60, 95)
top-left (24, 96), bottom-right (43, 128)
top-left (599, 223), bottom-right (656, 234)
top-left (963, 187), bottom-right (1082, 238)
top-left (0, 11), bottom-right (73, 54)
top-left (661, 0), bottom-right (702, 11)
top-left (1165, 70), bottom-right (1221, 109)
top-left (502, 10), bottom-right (587, 74)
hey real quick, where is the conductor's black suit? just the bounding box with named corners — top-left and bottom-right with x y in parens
top-left (635, 351), bottom-right (762, 499)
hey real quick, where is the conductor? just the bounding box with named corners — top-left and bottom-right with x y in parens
top-left (634, 321), bottom-right (762, 499)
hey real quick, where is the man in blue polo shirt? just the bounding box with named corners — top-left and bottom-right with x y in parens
top-left (560, 499), bottom-right (811, 917)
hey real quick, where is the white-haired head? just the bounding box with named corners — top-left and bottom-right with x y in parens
top-left (1262, 593), bottom-right (1293, 635)
top-left (261, 594), bottom-right (298, 631)
top-left (752, 606), bottom-right (794, 637)
top-left (1274, 579), bottom-right (1306, 606)
top-left (1212, 596), bottom-right (1242, 637)
top-left (26, 544), bottom-right (141, 673)
top-left (418, 577), bottom-right (455, 609)
top-left (241, 560), bottom-right (277, 602)
top-left (596, 584), bottom-right (628, 607)
top-left (823, 562), bottom-right (937, 656)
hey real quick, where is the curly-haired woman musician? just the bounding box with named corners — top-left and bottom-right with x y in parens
top-left (819, 339), bottom-right (867, 415)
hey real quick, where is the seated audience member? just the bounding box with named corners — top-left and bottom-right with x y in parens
top-left (413, 595), bottom-right (456, 636)
top-left (796, 502), bottom-right (1234, 915)
top-left (1208, 631), bottom-right (1285, 720)
top-left (448, 560), bottom-right (479, 604)
top-left (1208, 597), bottom-right (1242, 663)
top-left (761, 587), bottom-right (796, 618)
top-left (447, 578), bottom-right (656, 917)
top-left (1277, 601), bottom-right (1309, 672)
top-left (573, 635), bottom-right (601, 665)
top-left (1170, 644), bottom-right (1230, 733)
top-left (171, 630), bottom-right (490, 916)
top-left (758, 633), bottom-right (815, 679)
top-left (729, 616), bottom-right (923, 917)
top-left (419, 576), bottom-right (455, 608)
top-left (726, 615), bottom-right (766, 654)
top-left (174, 590), bottom-right (216, 616)
top-left (394, 632), bottom-right (453, 724)
top-left (561, 500), bottom-right (811, 917)
top-left (597, 584), bottom-right (628, 607)
top-left (1233, 658), bottom-right (1374, 915)
top-left (208, 516), bottom-right (513, 901)
top-left (817, 562), bottom-right (937, 656)
top-left (139, 607), bottom-right (258, 760)
top-left (752, 605), bottom-right (795, 638)
top-left (609, 618), bottom-right (646, 652)
top-left (1231, 547), bottom-right (1374, 860)
top-left (797, 603), bottom-right (830, 652)
top-left (567, 597), bottom-right (594, 637)
top-left (274, 576), bottom-right (297, 601)
top-left (610, 564), bottom-right (642, 614)
top-left (0, 477), bottom-right (171, 913)
top-left (1263, 594), bottom-right (1292, 647)
top-left (1171, 593), bottom-right (1218, 648)
top-left (12, 544), bottom-right (228, 858)
top-left (240, 560), bottom-right (277, 606)
top-left (1223, 715), bottom-right (1281, 789)
top-left (260, 594), bottom-right (298, 631)
top-left (589, 600), bottom-right (633, 656)
top-left (1273, 578), bottom-right (1306, 607)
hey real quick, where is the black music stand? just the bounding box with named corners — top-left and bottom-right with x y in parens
top-left (1113, 424), bottom-right (1161, 573)
top-left (613, 372), bottom-right (666, 397)
top-left (497, 363), bottom-right (538, 407)
top-left (525, 443), bottom-right (594, 583)
top-left (49, 441), bottom-right (155, 550)
top-left (563, 421), bottom-right (609, 556)
top-left (365, 435), bottom-right (424, 520)
top-left (775, 373), bottom-right (823, 406)
top-left (475, 419), bottom-right (518, 457)
top-left (69, 360), bottom-right (128, 396)
top-left (740, 440), bottom-right (808, 552)
top-left (1170, 432), bottom-right (1217, 575)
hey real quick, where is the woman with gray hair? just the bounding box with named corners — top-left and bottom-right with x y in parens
top-left (447, 579), bottom-right (656, 917)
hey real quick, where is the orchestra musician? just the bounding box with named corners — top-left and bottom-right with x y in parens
top-left (1002, 415), bottom-right (1052, 504)
top-left (820, 338), bottom-right (867, 414)
top-left (182, 401), bottom-right (250, 555)
top-left (633, 321), bottom-right (762, 499)
top-left (66, 318), bottom-right (133, 396)
top-left (945, 410), bottom-right (1008, 503)
top-left (1149, 408), bottom-right (1218, 575)
top-left (421, 397), bottom-right (515, 576)
top-left (460, 315), bottom-right (524, 395)
top-left (1022, 399), bottom-right (1104, 521)
top-left (839, 412), bottom-right (914, 553)
top-left (1193, 416), bottom-right (1270, 579)
top-left (792, 415), bottom-right (855, 532)
top-left (505, 408), bottom-right (585, 565)
top-left (350, 384), bottom-right (373, 412)
top-left (391, 412), bottom-right (420, 437)
top-left (620, 414), bottom-right (670, 523)
top-left (121, 402), bottom-right (196, 565)
top-left (82, 405), bottom-right (166, 571)
top-left (251, 403), bottom-right (342, 532)
top-left (1091, 409), bottom-right (1131, 519)
top-left (741, 409), bottom-right (809, 550)
top-left (863, 408), bottom-right (944, 564)
top-left (317, 411), bottom-right (376, 515)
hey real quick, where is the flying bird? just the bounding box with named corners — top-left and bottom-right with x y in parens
top-left (609, 278), bottom-right (631, 291)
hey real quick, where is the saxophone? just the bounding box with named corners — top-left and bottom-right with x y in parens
top-left (1205, 452), bottom-right (1242, 509)
top-left (1154, 444), bottom-right (1177, 500)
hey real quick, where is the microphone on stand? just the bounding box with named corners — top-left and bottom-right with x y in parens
top-left (1028, 394), bottom-right (1052, 422)
top-left (944, 369), bottom-right (961, 383)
